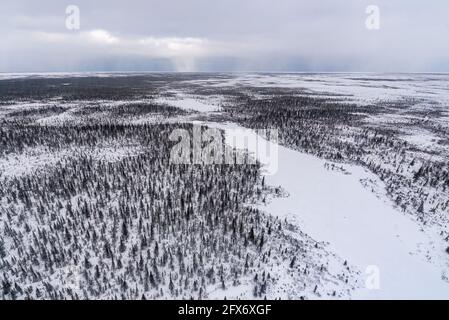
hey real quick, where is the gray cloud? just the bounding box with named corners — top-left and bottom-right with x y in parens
top-left (1, 0), bottom-right (449, 72)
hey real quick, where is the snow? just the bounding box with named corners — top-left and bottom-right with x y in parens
top-left (195, 73), bottom-right (449, 106)
top-left (0, 148), bottom-right (69, 178)
top-left (200, 120), bottom-right (449, 299)
top-left (259, 148), bottom-right (449, 299)
top-left (36, 111), bottom-right (75, 125)
top-left (400, 130), bottom-right (442, 151)
top-left (3, 73), bottom-right (449, 300)
top-left (155, 96), bottom-right (220, 113)
top-left (0, 143), bottom-right (143, 179)
top-left (144, 80), bottom-right (449, 299)
top-left (0, 72), bottom-right (146, 80)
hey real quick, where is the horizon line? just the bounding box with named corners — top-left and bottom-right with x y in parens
top-left (2, 70), bottom-right (449, 75)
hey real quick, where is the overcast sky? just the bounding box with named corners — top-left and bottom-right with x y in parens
top-left (1, 0), bottom-right (449, 72)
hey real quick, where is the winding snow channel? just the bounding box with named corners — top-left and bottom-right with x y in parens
top-left (206, 121), bottom-right (449, 299)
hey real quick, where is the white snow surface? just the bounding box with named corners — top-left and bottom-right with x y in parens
top-left (153, 90), bottom-right (449, 299)
top-left (189, 73), bottom-right (449, 106)
top-left (0, 144), bottom-right (143, 179)
top-left (206, 121), bottom-right (449, 299)
top-left (155, 95), bottom-right (220, 113)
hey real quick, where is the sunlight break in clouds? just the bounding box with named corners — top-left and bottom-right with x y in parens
top-left (137, 37), bottom-right (210, 71)
top-left (27, 30), bottom-right (216, 71)
top-left (88, 30), bottom-right (119, 44)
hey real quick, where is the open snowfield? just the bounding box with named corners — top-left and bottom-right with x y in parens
top-left (187, 73), bottom-right (449, 106)
top-left (155, 96), bottom-right (220, 113)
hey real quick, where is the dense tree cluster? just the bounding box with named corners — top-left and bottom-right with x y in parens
top-left (0, 96), bottom-right (354, 300)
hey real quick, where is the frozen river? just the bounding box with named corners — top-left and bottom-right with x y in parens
top-left (160, 88), bottom-right (449, 299)
top-left (208, 121), bottom-right (449, 299)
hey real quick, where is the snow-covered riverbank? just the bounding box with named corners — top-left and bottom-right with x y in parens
top-left (203, 121), bottom-right (449, 299)
top-left (158, 92), bottom-right (449, 299)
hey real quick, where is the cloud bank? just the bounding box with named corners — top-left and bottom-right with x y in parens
top-left (1, 0), bottom-right (449, 72)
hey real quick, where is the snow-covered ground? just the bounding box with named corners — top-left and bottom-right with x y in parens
top-left (0, 72), bottom-right (145, 80)
top-left (161, 91), bottom-right (449, 299)
top-left (209, 121), bottom-right (449, 299)
top-left (0, 143), bottom-right (143, 179)
top-left (2, 73), bottom-right (448, 300)
top-left (188, 73), bottom-right (449, 106)
top-left (155, 95), bottom-right (220, 113)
